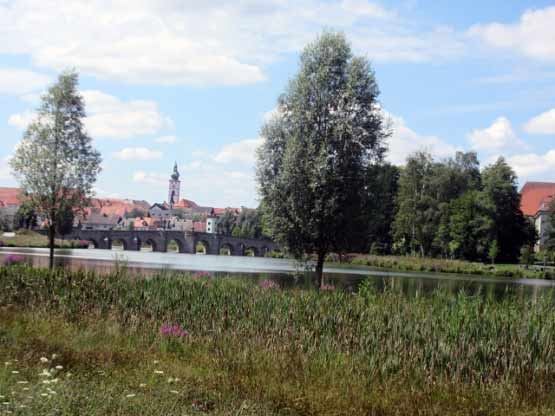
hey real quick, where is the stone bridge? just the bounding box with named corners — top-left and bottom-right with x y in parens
top-left (64, 229), bottom-right (278, 257)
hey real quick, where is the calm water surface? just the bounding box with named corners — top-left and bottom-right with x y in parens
top-left (1, 247), bottom-right (554, 298)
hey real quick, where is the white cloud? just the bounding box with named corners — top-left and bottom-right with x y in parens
top-left (385, 112), bottom-right (459, 165)
top-left (0, 1), bottom-right (465, 87)
top-left (113, 147), bottom-right (163, 161)
top-left (468, 6), bottom-right (555, 62)
top-left (524, 109), bottom-right (555, 135)
top-left (213, 138), bottom-right (264, 164)
top-left (82, 90), bottom-right (172, 140)
top-left (155, 135), bottom-right (178, 144)
top-left (8, 90), bottom-right (172, 140)
top-left (0, 156), bottom-right (12, 180)
top-left (467, 117), bottom-right (524, 153)
top-left (0, 68), bottom-right (49, 96)
top-left (506, 150), bottom-right (555, 178)
top-left (132, 171), bottom-right (167, 186)
top-left (8, 111), bottom-right (36, 129)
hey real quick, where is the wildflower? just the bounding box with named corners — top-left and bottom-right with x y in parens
top-left (39, 369), bottom-right (51, 377)
top-left (22, 388), bottom-right (29, 391)
top-left (11, 371), bottom-right (19, 374)
top-left (259, 279), bottom-right (279, 290)
top-left (2, 402), bottom-right (9, 405)
top-left (4, 362), bottom-right (10, 366)
top-left (170, 390), bottom-right (179, 394)
top-left (39, 357), bottom-right (49, 363)
top-left (16, 381), bottom-right (28, 384)
top-left (47, 389), bottom-right (57, 395)
top-left (50, 378), bottom-right (59, 384)
top-left (153, 360), bottom-right (159, 364)
top-left (160, 323), bottom-right (188, 338)
top-left (126, 394), bottom-right (136, 398)
top-left (139, 384), bottom-right (147, 388)
top-left (167, 377), bottom-right (174, 383)
top-left (40, 393), bottom-right (48, 397)
top-left (321, 284), bottom-right (336, 291)
top-left (154, 370), bottom-right (164, 374)
top-left (55, 365), bottom-right (63, 370)
top-left (51, 354), bottom-right (58, 360)
top-left (191, 271), bottom-right (210, 280)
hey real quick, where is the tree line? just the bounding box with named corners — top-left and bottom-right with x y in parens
top-left (366, 151), bottom-right (535, 263)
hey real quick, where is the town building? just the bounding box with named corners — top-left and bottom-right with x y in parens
top-left (520, 181), bottom-right (555, 249)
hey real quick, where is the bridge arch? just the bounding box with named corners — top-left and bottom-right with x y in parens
top-left (167, 238), bottom-right (184, 253)
top-left (140, 238), bottom-right (158, 252)
top-left (111, 238), bottom-right (128, 251)
top-left (244, 246), bottom-right (259, 257)
top-left (195, 240), bottom-right (209, 255)
top-left (219, 243), bottom-right (234, 256)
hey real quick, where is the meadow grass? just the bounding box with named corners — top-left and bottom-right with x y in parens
top-left (0, 230), bottom-right (87, 250)
top-left (1, 265), bottom-right (555, 415)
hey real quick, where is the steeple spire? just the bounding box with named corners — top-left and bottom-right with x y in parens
top-left (171, 162), bottom-right (180, 181)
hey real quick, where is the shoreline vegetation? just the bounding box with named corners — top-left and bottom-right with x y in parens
top-left (329, 254), bottom-right (555, 280)
top-left (2, 266), bottom-right (555, 415)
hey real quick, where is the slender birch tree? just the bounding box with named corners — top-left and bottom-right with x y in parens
top-left (10, 70), bottom-right (101, 269)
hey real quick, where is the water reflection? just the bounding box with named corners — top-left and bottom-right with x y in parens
top-left (1, 247), bottom-right (555, 298)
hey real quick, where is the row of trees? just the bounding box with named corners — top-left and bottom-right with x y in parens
top-left (257, 32), bottom-right (535, 286)
top-left (389, 151), bottom-right (534, 263)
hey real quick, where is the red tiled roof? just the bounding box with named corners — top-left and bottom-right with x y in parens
top-left (0, 187), bottom-right (21, 206)
top-left (173, 199), bottom-right (198, 209)
top-left (520, 182), bottom-right (555, 217)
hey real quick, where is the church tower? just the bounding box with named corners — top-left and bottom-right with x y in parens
top-left (168, 162), bottom-right (181, 207)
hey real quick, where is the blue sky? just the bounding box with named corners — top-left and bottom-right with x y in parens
top-left (1, 0), bottom-right (555, 208)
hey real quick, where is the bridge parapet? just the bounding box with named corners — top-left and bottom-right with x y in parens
top-left (62, 229), bottom-right (278, 257)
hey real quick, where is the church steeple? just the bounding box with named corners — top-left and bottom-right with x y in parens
top-left (168, 162), bottom-right (181, 207)
top-left (171, 162), bottom-right (180, 181)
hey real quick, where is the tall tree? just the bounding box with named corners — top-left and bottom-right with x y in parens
top-left (392, 151), bottom-right (436, 256)
top-left (10, 70), bottom-right (102, 268)
top-left (257, 32), bottom-right (388, 287)
top-left (481, 157), bottom-right (527, 262)
top-left (365, 163), bottom-right (399, 254)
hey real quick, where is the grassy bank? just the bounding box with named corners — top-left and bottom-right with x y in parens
top-left (336, 253), bottom-right (555, 280)
top-left (2, 266), bottom-right (555, 415)
top-left (0, 230), bottom-right (87, 249)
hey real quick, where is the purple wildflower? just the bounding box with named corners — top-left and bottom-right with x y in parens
top-left (259, 279), bottom-right (279, 290)
top-left (160, 323), bottom-right (189, 338)
top-left (321, 284), bottom-right (336, 292)
top-left (191, 271), bottom-right (210, 280)
top-left (4, 254), bottom-right (25, 266)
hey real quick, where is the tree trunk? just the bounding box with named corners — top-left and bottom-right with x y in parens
top-left (316, 251), bottom-right (326, 289)
top-left (48, 225), bottom-right (55, 269)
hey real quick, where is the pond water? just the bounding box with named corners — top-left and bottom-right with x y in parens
top-left (1, 247), bottom-right (554, 298)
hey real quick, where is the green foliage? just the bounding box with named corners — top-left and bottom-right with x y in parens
top-left (481, 157), bottom-right (528, 262)
top-left (257, 32), bottom-right (388, 286)
top-left (488, 240), bottom-right (499, 264)
top-left (14, 200), bottom-right (37, 230)
top-left (519, 245), bottom-right (534, 268)
top-left (216, 209), bottom-right (237, 236)
top-left (125, 208), bottom-right (147, 219)
top-left (9, 70), bottom-right (102, 268)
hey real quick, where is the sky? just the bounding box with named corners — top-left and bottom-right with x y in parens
top-left (1, 0), bottom-right (555, 208)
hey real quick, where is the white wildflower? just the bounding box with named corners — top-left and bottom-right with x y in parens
top-left (39, 357), bottom-right (49, 363)
top-left (170, 390), bottom-right (179, 394)
top-left (55, 365), bottom-right (63, 370)
top-left (40, 393), bottom-right (48, 397)
top-left (22, 388), bottom-right (29, 391)
top-left (153, 360), bottom-right (160, 364)
top-left (39, 369), bottom-right (51, 377)
top-left (139, 384), bottom-right (147, 388)
top-left (16, 381), bottom-right (28, 384)
top-left (154, 370), bottom-right (164, 374)
top-left (126, 394), bottom-right (136, 398)
top-left (11, 371), bottom-right (19, 374)
top-left (51, 354), bottom-right (58, 360)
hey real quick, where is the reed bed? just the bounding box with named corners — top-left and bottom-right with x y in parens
top-left (346, 254), bottom-right (555, 279)
top-left (1, 265), bottom-right (555, 415)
